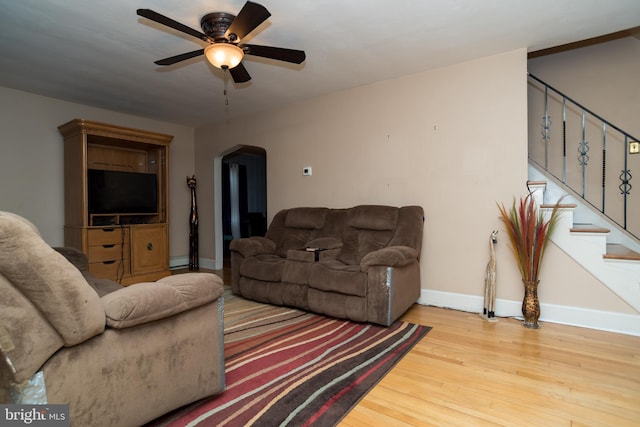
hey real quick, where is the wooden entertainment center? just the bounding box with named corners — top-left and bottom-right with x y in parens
top-left (58, 119), bottom-right (173, 285)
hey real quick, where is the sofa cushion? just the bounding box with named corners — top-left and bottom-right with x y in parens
top-left (102, 273), bottom-right (224, 329)
top-left (270, 208), bottom-right (327, 257)
top-left (318, 209), bottom-right (349, 238)
top-left (387, 206), bottom-right (425, 256)
top-left (308, 260), bottom-right (367, 297)
top-left (284, 207), bottom-right (327, 229)
top-left (348, 205), bottom-right (399, 231)
top-left (238, 278), bottom-right (284, 306)
top-left (337, 206), bottom-right (398, 265)
top-left (0, 212), bottom-right (105, 346)
top-left (307, 288), bottom-right (367, 323)
top-left (240, 254), bottom-right (285, 282)
top-left (265, 208), bottom-right (331, 258)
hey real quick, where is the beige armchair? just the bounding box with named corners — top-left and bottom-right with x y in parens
top-left (0, 212), bottom-right (225, 426)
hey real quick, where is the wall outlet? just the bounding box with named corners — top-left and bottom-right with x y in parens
top-left (630, 141), bottom-right (640, 154)
top-left (302, 166), bottom-right (312, 176)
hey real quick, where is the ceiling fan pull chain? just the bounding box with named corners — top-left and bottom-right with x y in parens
top-left (223, 68), bottom-right (230, 106)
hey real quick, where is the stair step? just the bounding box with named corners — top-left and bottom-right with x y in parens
top-left (540, 203), bottom-right (578, 209)
top-left (570, 223), bottom-right (610, 233)
top-left (604, 244), bottom-right (640, 261)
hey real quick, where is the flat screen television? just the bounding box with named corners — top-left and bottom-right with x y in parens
top-left (88, 169), bottom-right (158, 214)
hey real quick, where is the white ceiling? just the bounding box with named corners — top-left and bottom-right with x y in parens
top-left (1, 0), bottom-right (639, 127)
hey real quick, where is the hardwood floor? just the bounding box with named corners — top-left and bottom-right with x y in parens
top-left (201, 267), bottom-right (640, 426)
top-left (341, 304), bottom-right (640, 426)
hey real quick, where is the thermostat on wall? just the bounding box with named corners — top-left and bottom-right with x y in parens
top-left (303, 166), bottom-right (312, 176)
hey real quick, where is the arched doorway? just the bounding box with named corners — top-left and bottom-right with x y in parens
top-left (220, 146), bottom-right (267, 266)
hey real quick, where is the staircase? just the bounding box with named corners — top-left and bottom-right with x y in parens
top-left (528, 163), bottom-right (640, 312)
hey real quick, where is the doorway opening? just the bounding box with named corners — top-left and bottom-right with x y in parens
top-left (220, 146), bottom-right (267, 265)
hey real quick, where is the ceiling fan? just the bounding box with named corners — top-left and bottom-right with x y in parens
top-left (136, 1), bottom-right (306, 83)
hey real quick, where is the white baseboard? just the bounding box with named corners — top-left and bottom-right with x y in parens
top-left (198, 257), bottom-right (217, 270)
top-left (169, 256), bottom-right (189, 270)
top-left (170, 256), bottom-right (217, 271)
top-left (419, 289), bottom-right (640, 336)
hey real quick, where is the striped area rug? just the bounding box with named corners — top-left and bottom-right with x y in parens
top-left (151, 289), bottom-right (430, 427)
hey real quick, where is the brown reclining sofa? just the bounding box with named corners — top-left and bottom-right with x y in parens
top-left (230, 205), bottom-right (424, 326)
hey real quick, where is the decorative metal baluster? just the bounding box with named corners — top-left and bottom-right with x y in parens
top-left (562, 97), bottom-right (567, 183)
top-left (578, 110), bottom-right (590, 198)
top-left (542, 86), bottom-right (551, 168)
top-left (619, 135), bottom-right (632, 230)
top-left (601, 123), bottom-right (606, 213)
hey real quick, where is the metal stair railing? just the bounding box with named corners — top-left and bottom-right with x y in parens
top-left (527, 73), bottom-right (639, 240)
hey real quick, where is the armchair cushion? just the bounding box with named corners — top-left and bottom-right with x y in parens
top-left (0, 212), bottom-right (105, 346)
top-left (0, 272), bottom-right (64, 383)
top-left (102, 273), bottom-right (224, 329)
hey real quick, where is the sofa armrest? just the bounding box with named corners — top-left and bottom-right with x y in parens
top-left (101, 273), bottom-right (224, 329)
top-left (359, 246), bottom-right (418, 271)
top-left (229, 237), bottom-right (276, 257)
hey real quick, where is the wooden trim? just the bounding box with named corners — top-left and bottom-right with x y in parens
top-left (58, 119), bottom-right (173, 145)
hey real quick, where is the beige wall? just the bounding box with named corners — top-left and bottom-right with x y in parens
top-left (0, 86), bottom-right (196, 260)
top-left (196, 50), bottom-right (529, 298)
top-left (528, 36), bottom-right (640, 138)
top-left (195, 48), bottom-right (634, 318)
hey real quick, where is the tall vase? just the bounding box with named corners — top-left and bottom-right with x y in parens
top-left (521, 279), bottom-right (541, 329)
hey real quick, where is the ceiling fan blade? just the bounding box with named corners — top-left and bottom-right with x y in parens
top-left (225, 1), bottom-right (271, 41)
top-left (154, 49), bottom-right (205, 66)
top-left (241, 44), bottom-right (306, 64)
top-left (137, 9), bottom-right (209, 42)
top-left (229, 62), bottom-right (252, 83)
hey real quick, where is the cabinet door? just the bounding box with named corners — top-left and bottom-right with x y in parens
top-left (130, 224), bottom-right (168, 274)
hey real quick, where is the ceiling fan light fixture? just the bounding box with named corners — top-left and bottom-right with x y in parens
top-left (204, 43), bottom-right (244, 69)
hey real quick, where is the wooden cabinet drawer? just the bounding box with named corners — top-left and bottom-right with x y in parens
top-left (87, 244), bottom-right (129, 263)
top-left (88, 259), bottom-right (130, 280)
top-left (87, 227), bottom-right (129, 246)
